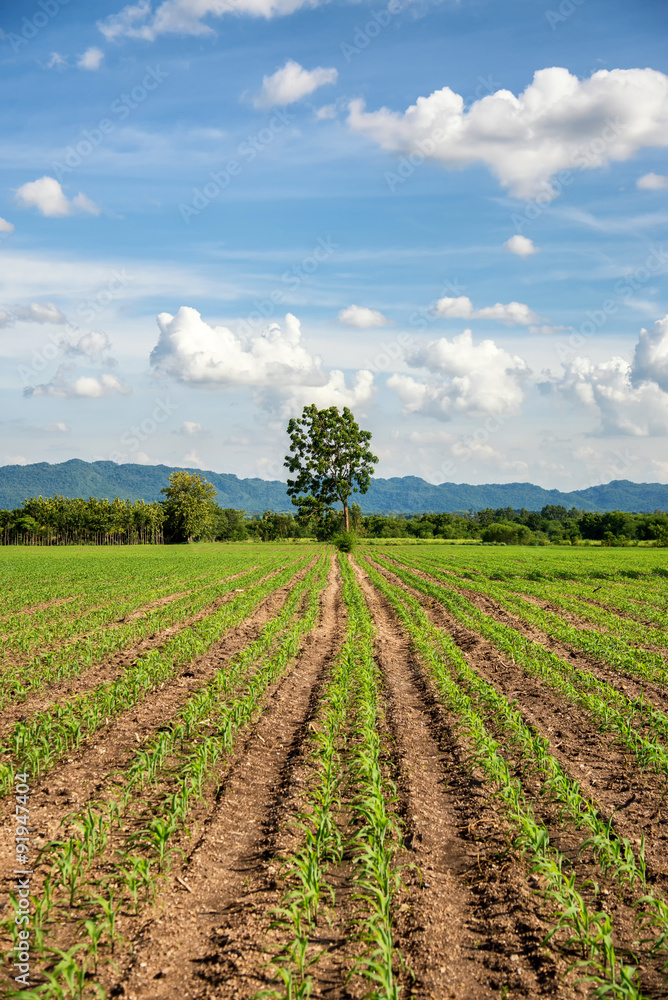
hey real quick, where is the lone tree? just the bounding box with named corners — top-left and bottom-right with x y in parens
top-left (161, 470), bottom-right (217, 543)
top-left (284, 404), bottom-right (378, 533)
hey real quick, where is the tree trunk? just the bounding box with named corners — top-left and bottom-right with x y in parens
top-left (343, 501), bottom-right (349, 532)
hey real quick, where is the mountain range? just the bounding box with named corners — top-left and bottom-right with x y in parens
top-left (0, 459), bottom-right (666, 514)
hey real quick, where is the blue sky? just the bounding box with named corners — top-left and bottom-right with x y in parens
top-left (1, 0), bottom-right (667, 490)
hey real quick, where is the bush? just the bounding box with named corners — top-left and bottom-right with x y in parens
top-left (333, 531), bottom-right (356, 552)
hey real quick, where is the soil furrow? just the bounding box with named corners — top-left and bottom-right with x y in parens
top-left (109, 553), bottom-right (344, 1000)
top-left (0, 564), bottom-right (293, 738)
top-left (384, 555), bottom-right (668, 714)
top-left (351, 557), bottom-right (567, 998)
top-left (0, 568), bottom-right (311, 895)
top-left (368, 557), bottom-right (668, 891)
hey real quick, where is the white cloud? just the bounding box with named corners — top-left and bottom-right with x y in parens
top-left (15, 177), bottom-right (100, 218)
top-left (99, 0), bottom-right (320, 40)
top-left (67, 331), bottom-right (112, 358)
top-left (435, 295), bottom-right (540, 325)
top-left (21, 302), bottom-right (67, 325)
top-left (0, 217), bottom-right (14, 234)
top-left (77, 47), bottom-right (104, 70)
top-left (315, 104), bottom-right (338, 121)
top-left (253, 60), bottom-right (338, 109)
top-left (44, 422), bottom-right (69, 432)
top-left (46, 52), bottom-right (68, 70)
top-left (182, 420), bottom-right (202, 435)
top-left (632, 315), bottom-right (668, 392)
top-left (637, 172), bottom-right (668, 191)
top-left (543, 314), bottom-right (668, 435)
top-left (338, 304), bottom-right (388, 328)
top-left (0, 311), bottom-right (12, 328)
top-left (348, 67), bottom-right (668, 199)
top-left (505, 234), bottom-right (538, 257)
top-left (150, 307), bottom-right (374, 415)
top-left (26, 370), bottom-right (130, 399)
top-left (184, 450), bottom-right (203, 467)
top-left (388, 329), bottom-right (529, 420)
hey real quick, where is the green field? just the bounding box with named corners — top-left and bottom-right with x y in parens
top-left (2, 543), bottom-right (668, 999)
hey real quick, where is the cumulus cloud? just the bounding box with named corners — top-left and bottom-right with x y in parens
top-left (0, 310), bottom-right (13, 328)
top-left (181, 420), bottom-right (202, 435)
top-left (99, 0), bottom-right (319, 40)
top-left (26, 370), bottom-right (130, 399)
top-left (0, 217), bottom-right (14, 234)
top-left (150, 307), bottom-right (374, 415)
top-left (632, 315), bottom-right (668, 392)
top-left (77, 47), bottom-right (104, 70)
top-left (637, 172), bottom-right (668, 190)
top-left (44, 422), bottom-right (69, 432)
top-left (15, 177), bottom-right (100, 218)
top-left (543, 313), bottom-right (668, 435)
top-left (348, 67), bottom-right (668, 199)
top-left (505, 234), bottom-right (538, 257)
top-left (338, 304), bottom-right (388, 328)
top-left (434, 295), bottom-right (540, 325)
top-left (67, 331), bottom-right (113, 358)
top-left (253, 60), bottom-right (337, 109)
top-left (388, 329), bottom-right (529, 421)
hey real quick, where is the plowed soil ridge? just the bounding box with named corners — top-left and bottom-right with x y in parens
top-left (351, 557), bottom-right (566, 999)
top-left (0, 567), bottom-right (312, 895)
top-left (0, 564), bottom-right (294, 739)
top-left (367, 557), bottom-right (668, 902)
top-left (107, 554), bottom-right (345, 1000)
top-left (384, 555), bottom-right (668, 715)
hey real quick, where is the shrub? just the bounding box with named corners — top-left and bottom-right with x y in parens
top-left (333, 531), bottom-right (356, 552)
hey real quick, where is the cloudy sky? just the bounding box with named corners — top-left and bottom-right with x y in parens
top-left (1, 0), bottom-right (667, 490)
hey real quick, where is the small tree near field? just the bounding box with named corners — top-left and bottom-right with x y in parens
top-left (284, 404), bottom-right (378, 533)
top-left (161, 471), bottom-right (217, 543)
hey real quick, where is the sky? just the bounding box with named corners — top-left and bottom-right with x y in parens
top-left (1, 0), bottom-right (667, 491)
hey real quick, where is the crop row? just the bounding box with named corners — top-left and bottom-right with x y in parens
top-left (357, 554), bottom-right (652, 997)
top-left (372, 553), bottom-right (668, 786)
top-left (0, 553), bottom-right (303, 710)
top-left (268, 553), bottom-right (405, 999)
top-left (3, 555), bottom-right (331, 999)
top-left (0, 555), bottom-right (313, 796)
top-left (419, 553), bottom-right (668, 665)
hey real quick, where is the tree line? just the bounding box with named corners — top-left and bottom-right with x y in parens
top-left (2, 493), bottom-right (666, 546)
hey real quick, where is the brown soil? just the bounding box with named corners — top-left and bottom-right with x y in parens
top-left (0, 565), bottom-right (294, 738)
top-left (366, 557), bottom-right (668, 900)
top-left (0, 595), bottom-right (79, 620)
top-left (384, 556), bottom-right (668, 714)
top-left (351, 557), bottom-right (568, 999)
top-left (0, 567), bottom-right (312, 896)
top-left (105, 553), bottom-right (345, 1000)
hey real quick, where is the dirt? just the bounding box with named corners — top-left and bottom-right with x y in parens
top-left (0, 567), bottom-right (313, 898)
top-left (384, 555), bottom-right (668, 715)
top-left (106, 553), bottom-right (345, 1000)
top-left (351, 557), bottom-right (568, 999)
top-left (0, 564), bottom-right (295, 740)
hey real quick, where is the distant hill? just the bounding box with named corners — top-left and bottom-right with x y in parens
top-left (0, 459), bottom-right (666, 514)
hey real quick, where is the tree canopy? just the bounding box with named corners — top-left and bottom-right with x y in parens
top-left (284, 404), bottom-right (378, 532)
top-left (161, 471), bottom-right (217, 543)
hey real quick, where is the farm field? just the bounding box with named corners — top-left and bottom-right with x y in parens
top-left (2, 543), bottom-right (668, 999)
